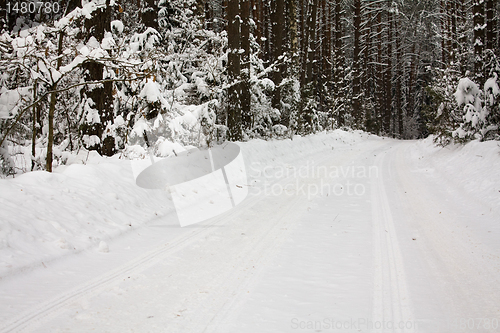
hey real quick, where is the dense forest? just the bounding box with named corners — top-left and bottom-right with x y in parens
top-left (0, 0), bottom-right (499, 176)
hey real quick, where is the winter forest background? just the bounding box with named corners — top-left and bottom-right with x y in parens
top-left (0, 0), bottom-right (499, 177)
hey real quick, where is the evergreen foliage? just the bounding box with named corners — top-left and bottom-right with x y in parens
top-left (1, 0), bottom-right (499, 176)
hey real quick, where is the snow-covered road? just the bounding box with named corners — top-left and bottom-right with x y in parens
top-left (1, 134), bottom-right (499, 332)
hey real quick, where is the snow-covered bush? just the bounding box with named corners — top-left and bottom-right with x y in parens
top-left (452, 67), bottom-right (499, 143)
top-left (453, 78), bottom-right (485, 141)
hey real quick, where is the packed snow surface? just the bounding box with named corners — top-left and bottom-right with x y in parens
top-left (1, 130), bottom-right (499, 332)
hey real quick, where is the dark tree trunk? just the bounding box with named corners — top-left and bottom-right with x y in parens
top-left (288, 0), bottom-right (298, 59)
top-left (299, 0), bottom-right (306, 71)
top-left (441, 0), bottom-right (447, 66)
top-left (352, 0), bottom-right (362, 127)
top-left (81, 0), bottom-right (115, 156)
top-left (375, 9), bottom-right (383, 134)
top-left (485, 0), bottom-right (496, 53)
top-left (306, 0), bottom-right (318, 85)
top-left (408, 44), bottom-right (416, 128)
top-left (450, 0), bottom-right (457, 64)
top-left (0, 0), bottom-right (5, 31)
top-left (31, 78), bottom-right (38, 171)
top-left (262, 0), bottom-right (271, 63)
top-left (457, 0), bottom-right (468, 75)
top-left (473, 0), bottom-right (485, 85)
top-left (363, 8), bottom-right (373, 132)
top-left (271, 0), bottom-right (284, 111)
top-left (227, 0), bottom-right (242, 141)
top-left (384, 9), bottom-right (393, 135)
top-left (299, 0), bottom-right (309, 91)
top-left (205, 1), bottom-right (212, 30)
top-left (241, 0), bottom-right (251, 129)
top-left (322, 0), bottom-right (331, 88)
top-left (252, 0), bottom-right (261, 50)
top-left (142, 0), bottom-right (159, 29)
top-left (395, 14), bottom-right (403, 138)
top-left (318, 0), bottom-right (330, 117)
top-left (46, 32), bottom-right (64, 172)
top-left (334, 0), bottom-right (343, 126)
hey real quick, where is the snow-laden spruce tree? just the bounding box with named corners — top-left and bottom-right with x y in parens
top-left (0, 1), bottom-right (169, 174)
top-left (453, 76), bottom-right (499, 142)
top-left (453, 52), bottom-right (500, 142)
top-left (453, 77), bottom-right (484, 141)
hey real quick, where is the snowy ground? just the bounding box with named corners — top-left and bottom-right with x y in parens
top-left (1, 130), bottom-right (500, 332)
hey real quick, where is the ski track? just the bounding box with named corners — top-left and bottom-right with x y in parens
top-left (2, 138), bottom-right (499, 332)
top-left (1, 215), bottom-right (219, 333)
top-left (1, 156), bottom-right (323, 333)
top-left (371, 148), bottom-right (415, 332)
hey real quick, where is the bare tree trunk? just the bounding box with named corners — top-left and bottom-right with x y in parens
top-left (334, 0), bottom-right (343, 126)
top-left (227, 0), bottom-right (242, 140)
top-left (457, 0), bottom-right (468, 75)
top-left (384, 9), bottom-right (393, 135)
top-left (288, 0), bottom-right (298, 58)
top-left (271, 0), bottom-right (284, 111)
top-left (352, 0), bottom-right (362, 126)
top-left (408, 44), bottom-right (416, 128)
top-left (31, 78), bottom-right (38, 171)
top-left (252, 0), bottom-right (261, 50)
top-left (46, 31), bottom-right (64, 172)
top-left (241, 0), bottom-right (251, 129)
top-left (142, 0), bottom-right (158, 29)
top-left (204, 1), bottom-right (212, 30)
top-left (299, 0), bottom-right (305, 69)
top-left (450, 0), bottom-right (457, 64)
top-left (375, 9), bottom-right (383, 134)
top-left (486, 0), bottom-right (496, 53)
top-left (306, 0), bottom-right (318, 85)
top-left (395, 14), bottom-right (403, 138)
top-left (0, 0), bottom-right (6, 31)
top-left (82, 0), bottom-right (115, 156)
top-left (322, 0), bottom-right (331, 88)
top-left (262, 0), bottom-right (271, 63)
top-left (473, 0), bottom-right (485, 85)
top-left (441, 0), bottom-right (447, 66)
top-left (363, 8), bottom-right (373, 131)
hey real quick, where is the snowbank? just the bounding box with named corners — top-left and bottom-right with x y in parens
top-left (0, 130), bottom-right (369, 278)
top-left (415, 136), bottom-right (500, 211)
top-left (2, 130), bottom-right (498, 280)
top-left (0, 153), bottom-right (173, 277)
